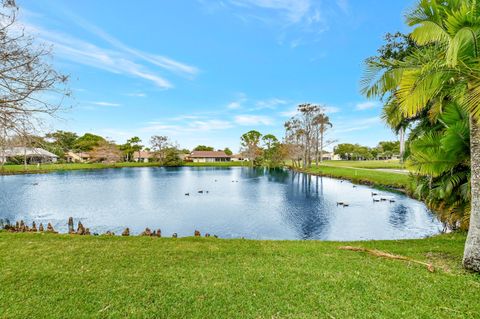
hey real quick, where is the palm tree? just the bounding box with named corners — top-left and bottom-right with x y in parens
top-left (381, 97), bottom-right (409, 161)
top-left (313, 114), bottom-right (333, 164)
top-left (407, 102), bottom-right (471, 229)
top-left (362, 0), bottom-right (480, 271)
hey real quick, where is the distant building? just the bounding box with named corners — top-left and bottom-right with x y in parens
top-left (0, 147), bottom-right (58, 164)
top-left (178, 153), bottom-right (189, 161)
top-left (322, 152), bottom-right (341, 161)
top-left (133, 151), bottom-right (153, 163)
top-left (188, 151), bottom-right (231, 162)
top-left (231, 154), bottom-right (248, 162)
top-left (66, 151), bottom-right (91, 163)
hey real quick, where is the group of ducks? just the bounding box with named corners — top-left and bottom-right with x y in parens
top-left (185, 190), bottom-right (210, 196)
top-left (336, 186), bottom-right (396, 208)
top-left (184, 179), bottom-right (240, 196)
top-left (371, 192), bottom-right (396, 203)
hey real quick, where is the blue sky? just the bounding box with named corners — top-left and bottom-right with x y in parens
top-left (19, 0), bottom-right (413, 151)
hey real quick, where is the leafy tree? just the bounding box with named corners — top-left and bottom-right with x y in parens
top-left (74, 133), bottom-right (105, 152)
top-left (150, 135), bottom-right (169, 162)
top-left (240, 130), bottom-right (263, 166)
top-left (366, 32), bottom-right (416, 161)
top-left (120, 137), bottom-right (143, 162)
top-left (362, 0), bottom-right (480, 271)
top-left (45, 131), bottom-right (79, 152)
top-left (223, 147), bottom-right (233, 156)
top-left (334, 143), bottom-right (357, 160)
top-left (262, 134), bottom-right (284, 168)
top-left (193, 145), bottom-right (214, 151)
top-left (162, 147), bottom-right (183, 166)
top-left (407, 102), bottom-right (470, 230)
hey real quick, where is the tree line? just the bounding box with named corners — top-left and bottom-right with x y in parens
top-left (1, 130), bottom-right (245, 167)
top-left (334, 141), bottom-right (400, 160)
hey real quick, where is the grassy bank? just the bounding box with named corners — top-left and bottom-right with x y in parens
top-left (321, 160), bottom-right (404, 169)
top-left (0, 232), bottom-right (478, 318)
top-left (0, 161), bottom-right (246, 175)
top-left (303, 164), bottom-right (411, 190)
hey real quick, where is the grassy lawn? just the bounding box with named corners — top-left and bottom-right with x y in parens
top-left (321, 160), bottom-right (404, 169)
top-left (304, 165), bottom-right (411, 190)
top-left (0, 232), bottom-right (478, 318)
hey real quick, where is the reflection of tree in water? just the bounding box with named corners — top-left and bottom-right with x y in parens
top-left (389, 204), bottom-right (409, 229)
top-left (266, 168), bottom-right (289, 184)
top-left (240, 167), bottom-right (266, 180)
top-left (282, 171), bottom-right (330, 239)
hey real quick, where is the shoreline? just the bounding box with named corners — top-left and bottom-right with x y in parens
top-left (292, 165), bottom-right (410, 194)
top-left (0, 161), bottom-right (248, 176)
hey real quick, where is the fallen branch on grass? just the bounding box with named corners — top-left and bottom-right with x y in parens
top-left (338, 246), bottom-right (435, 273)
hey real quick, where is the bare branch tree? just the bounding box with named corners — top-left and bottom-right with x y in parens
top-left (0, 0), bottom-right (70, 167)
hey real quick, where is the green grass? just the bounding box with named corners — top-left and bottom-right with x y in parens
top-left (304, 165), bottom-right (411, 190)
top-left (0, 232), bottom-right (478, 318)
top-left (322, 160), bottom-right (404, 169)
top-left (0, 161), bottom-right (245, 175)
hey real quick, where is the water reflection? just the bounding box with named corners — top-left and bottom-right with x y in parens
top-left (0, 167), bottom-right (442, 240)
top-left (389, 204), bottom-right (409, 230)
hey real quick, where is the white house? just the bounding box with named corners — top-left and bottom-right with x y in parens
top-left (322, 152), bottom-right (341, 161)
top-left (0, 147), bottom-right (58, 164)
top-left (133, 151), bottom-right (153, 163)
top-left (231, 154), bottom-right (249, 162)
top-left (66, 151), bottom-right (91, 163)
top-left (188, 151), bottom-right (231, 163)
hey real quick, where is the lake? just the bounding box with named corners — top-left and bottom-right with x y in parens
top-left (0, 167), bottom-right (442, 240)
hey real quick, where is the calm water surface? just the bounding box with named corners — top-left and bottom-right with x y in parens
top-left (0, 167), bottom-right (442, 240)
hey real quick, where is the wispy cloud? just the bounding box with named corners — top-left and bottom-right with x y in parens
top-left (229, 0), bottom-right (311, 24)
top-left (254, 98), bottom-right (287, 110)
top-left (68, 14), bottom-right (199, 77)
top-left (355, 101), bottom-right (379, 111)
top-left (126, 92), bottom-right (147, 97)
top-left (142, 119), bottom-right (233, 134)
top-left (336, 0), bottom-right (350, 14)
top-left (20, 10), bottom-right (199, 89)
top-left (227, 101), bottom-right (243, 110)
top-left (91, 101), bottom-right (121, 107)
top-left (333, 117), bottom-right (382, 133)
top-left (203, 0), bottom-right (343, 48)
top-left (324, 106), bottom-right (341, 114)
top-left (235, 115), bottom-right (274, 126)
top-left (226, 93), bottom-right (247, 109)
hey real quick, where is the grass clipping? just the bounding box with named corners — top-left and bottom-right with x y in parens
top-left (339, 246), bottom-right (435, 273)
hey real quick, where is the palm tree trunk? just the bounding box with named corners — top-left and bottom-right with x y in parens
top-left (464, 116), bottom-right (480, 272)
top-left (320, 129), bottom-right (324, 163)
top-left (399, 127), bottom-right (405, 162)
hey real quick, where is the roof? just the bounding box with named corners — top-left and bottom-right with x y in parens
top-left (133, 151), bottom-right (153, 158)
top-left (189, 151), bottom-right (231, 158)
top-left (1, 147), bottom-right (58, 158)
top-left (231, 153), bottom-right (246, 158)
top-left (67, 151), bottom-right (91, 158)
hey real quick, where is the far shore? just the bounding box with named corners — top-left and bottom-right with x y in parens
top-left (0, 161), bottom-right (248, 176)
top-left (0, 160), bottom-right (409, 192)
